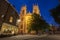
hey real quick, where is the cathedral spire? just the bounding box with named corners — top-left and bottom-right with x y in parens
top-left (33, 4), bottom-right (40, 15)
top-left (20, 5), bottom-right (27, 15)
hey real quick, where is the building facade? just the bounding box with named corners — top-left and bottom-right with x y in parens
top-left (0, 0), bottom-right (19, 34)
top-left (19, 5), bottom-right (40, 34)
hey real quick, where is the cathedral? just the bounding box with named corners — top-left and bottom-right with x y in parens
top-left (19, 5), bottom-right (40, 34)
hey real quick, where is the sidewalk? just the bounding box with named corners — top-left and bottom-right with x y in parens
top-left (0, 34), bottom-right (47, 40)
top-left (48, 34), bottom-right (60, 40)
top-left (10, 34), bottom-right (47, 39)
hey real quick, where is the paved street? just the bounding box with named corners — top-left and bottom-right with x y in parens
top-left (0, 34), bottom-right (60, 40)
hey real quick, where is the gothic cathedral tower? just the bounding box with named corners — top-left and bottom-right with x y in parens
top-left (33, 5), bottom-right (40, 15)
top-left (19, 5), bottom-right (27, 34)
top-left (20, 5), bottom-right (27, 18)
top-left (20, 5), bottom-right (27, 22)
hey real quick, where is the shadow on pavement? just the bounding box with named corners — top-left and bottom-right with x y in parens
top-left (0, 35), bottom-right (12, 38)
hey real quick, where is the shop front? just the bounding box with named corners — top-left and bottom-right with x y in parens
top-left (1, 23), bottom-right (18, 35)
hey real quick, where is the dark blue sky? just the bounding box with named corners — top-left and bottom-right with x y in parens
top-left (8, 0), bottom-right (60, 26)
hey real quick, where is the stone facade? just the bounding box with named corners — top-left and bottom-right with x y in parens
top-left (19, 5), bottom-right (40, 34)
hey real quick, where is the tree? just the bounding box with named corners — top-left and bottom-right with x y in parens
top-left (50, 5), bottom-right (60, 24)
top-left (28, 13), bottom-right (50, 34)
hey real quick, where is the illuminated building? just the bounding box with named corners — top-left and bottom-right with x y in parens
top-left (19, 5), bottom-right (40, 34)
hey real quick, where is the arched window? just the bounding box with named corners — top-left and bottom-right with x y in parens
top-left (9, 16), bottom-right (13, 23)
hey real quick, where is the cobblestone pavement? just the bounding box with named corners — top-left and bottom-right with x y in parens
top-left (0, 35), bottom-right (60, 40)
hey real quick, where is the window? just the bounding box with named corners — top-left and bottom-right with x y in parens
top-left (1, 15), bottom-right (4, 18)
top-left (9, 16), bottom-right (13, 23)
